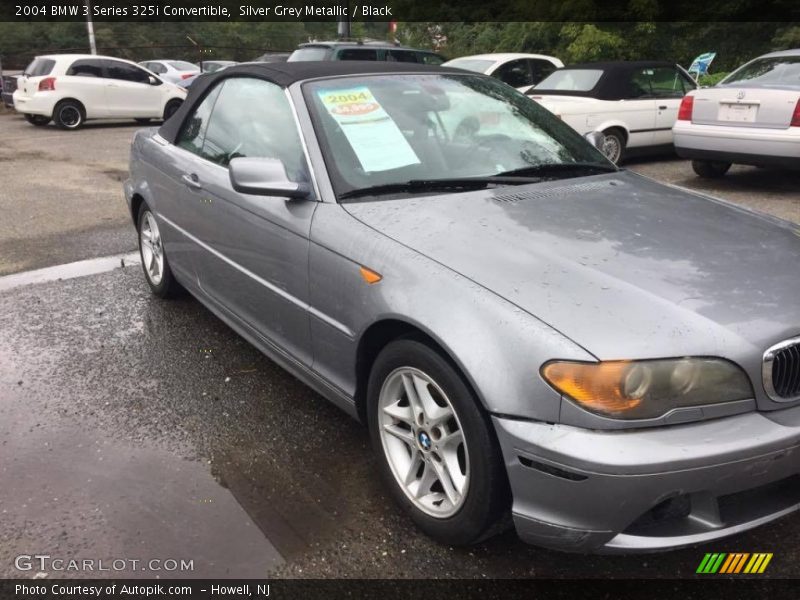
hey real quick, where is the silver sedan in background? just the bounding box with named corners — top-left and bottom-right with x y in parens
top-left (125, 61), bottom-right (800, 553)
top-left (674, 49), bottom-right (800, 177)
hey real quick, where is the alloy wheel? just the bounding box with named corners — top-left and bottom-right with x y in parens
top-left (378, 367), bottom-right (470, 518)
top-left (59, 105), bottom-right (81, 128)
top-left (139, 211), bottom-right (164, 286)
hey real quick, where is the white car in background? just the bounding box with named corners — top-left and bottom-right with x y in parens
top-left (13, 54), bottom-right (186, 130)
top-left (673, 49), bottom-right (800, 178)
top-left (138, 60), bottom-right (200, 84)
top-left (443, 53), bottom-right (563, 92)
top-left (199, 60), bottom-right (237, 73)
top-left (528, 61), bottom-right (697, 163)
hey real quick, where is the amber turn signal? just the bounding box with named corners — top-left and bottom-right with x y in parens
top-left (359, 266), bottom-right (382, 284)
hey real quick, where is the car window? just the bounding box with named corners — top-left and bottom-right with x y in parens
top-left (24, 58), bottom-right (56, 77)
top-left (528, 59), bottom-right (558, 86)
top-left (648, 67), bottom-right (689, 97)
top-left (147, 62), bottom-right (166, 74)
top-left (720, 56), bottom-right (800, 89)
top-left (176, 85), bottom-right (223, 156)
top-left (105, 61), bottom-right (151, 84)
top-left (201, 78), bottom-right (308, 182)
top-left (338, 48), bottom-right (379, 61)
top-left (387, 50), bottom-right (419, 63)
top-left (628, 69), bottom-right (653, 99)
top-left (66, 59), bottom-right (106, 78)
top-left (492, 59), bottom-right (532, 88)
top-left (288, 47), bottom-right (331, 62)
top-left (419, 53), bottom-right (445, 65)
top-left (536, 69), bottom-right (603, 91)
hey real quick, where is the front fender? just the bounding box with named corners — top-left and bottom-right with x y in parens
top-left (308, 203), bottom-right (594, 422)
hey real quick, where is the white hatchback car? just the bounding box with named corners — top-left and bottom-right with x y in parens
top-left (442, 53), bottom-right (564, 92)
top-left (673, 49), bottom-right (800, 178)
top-left (13, 54), bottom-right (187, 130)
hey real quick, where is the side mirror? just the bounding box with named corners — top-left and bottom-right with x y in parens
top-left (148, 75), bottom-right (161, 86)
top-left (229, 157), bottom-right (310, 199)
top-left (584, 131), bottom-right (606, 151)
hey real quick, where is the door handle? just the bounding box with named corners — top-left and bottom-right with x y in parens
top-left (658, 105), bottom-right (668, 110)
top-left (181, 173), bottom-right (203, 190)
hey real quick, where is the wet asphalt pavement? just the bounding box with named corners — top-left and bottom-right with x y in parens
top-left (1, 109), bottom-right (800, 579)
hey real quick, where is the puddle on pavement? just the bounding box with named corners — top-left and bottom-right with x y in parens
top-left (0, 348), bottom-right (282, 578)
top-left (209, 444), bottom-right (351, 560)
top-left (0, 252), bottom-right (140, 293)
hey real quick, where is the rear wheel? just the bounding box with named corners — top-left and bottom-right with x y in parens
top-left (367, 338), bottom-right (509, 545)
top-left (137, 203), bottom-right (183, 298)
top-left (692, 160), bottom-right (732, 179)
top-left (24, 114), bottom-right (51, 126)
top-left (53, 100), bottom-right (85, 130)
top-left (163, 99), bottom-right (182, 121)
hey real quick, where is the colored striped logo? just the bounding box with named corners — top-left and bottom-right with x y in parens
top-left (696, 553), bottom-right (773, 574)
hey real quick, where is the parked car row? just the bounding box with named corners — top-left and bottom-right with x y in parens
top-left (7, 44), bottom-right (799, 175)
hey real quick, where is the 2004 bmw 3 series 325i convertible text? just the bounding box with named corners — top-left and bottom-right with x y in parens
top-left (124, 62), bottom-right (800, 553)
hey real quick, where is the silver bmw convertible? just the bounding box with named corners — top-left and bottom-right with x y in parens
top-left (124, 61), bottom-right (800, 553)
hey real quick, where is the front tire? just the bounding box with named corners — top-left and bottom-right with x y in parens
top-left (367, 338), bottom-right (509, 545)
top-left (692, 159), bottom-right (731, 179)
top-left (600, 128), bottom-right (626, 164)
top-left (137, 203), bottom-right (183, 298)
top-left (53, 100), bottom-right (85, 130)
top-left (24, 114), bottom-right (51, 126)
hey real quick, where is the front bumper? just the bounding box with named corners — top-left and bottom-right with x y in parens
top-left (493, 406), bottom-right (800, 553)
top-left (673, 121), bottom-right (800, 167)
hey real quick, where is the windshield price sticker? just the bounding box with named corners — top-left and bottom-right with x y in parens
top-left (318, 86), bottom-right (420, 173)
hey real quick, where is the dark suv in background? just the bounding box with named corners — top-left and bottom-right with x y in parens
top-left (288, 41), bottom-right (445, 64)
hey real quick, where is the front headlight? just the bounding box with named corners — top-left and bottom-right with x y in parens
top-left (541, 358), bottom-right (752, 420)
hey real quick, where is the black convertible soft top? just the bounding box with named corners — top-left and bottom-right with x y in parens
top-left (529, 60), bottom-right (680, 101)
top-left (159, 61), bottom-right (467, 144)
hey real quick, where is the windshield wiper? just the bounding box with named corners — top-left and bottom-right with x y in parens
top-left (494, 162), bottom-right (618, 179)
top-left (338, 176), bottom-right (539, 200)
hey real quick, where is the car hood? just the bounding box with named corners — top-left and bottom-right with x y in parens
top-left (343, 171), bottom-right (800, 367)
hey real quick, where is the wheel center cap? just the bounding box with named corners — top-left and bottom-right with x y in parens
top-left (417, 430), bottom-right (432, 451)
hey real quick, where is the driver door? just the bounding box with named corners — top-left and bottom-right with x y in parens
top-left (183, 77), bottom-right (317, 366)
top-left (619, 68), bottom-right (657, 148)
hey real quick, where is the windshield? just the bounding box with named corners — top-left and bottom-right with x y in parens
top-left (720, 56), bottom-right (800, 89)
top-left (444, 59), bottom-right (495, 73)
top-left (303, 74), bottom-right (611, 199)
top-left (289, 47), bottom-right (331, 62)
top-left (536, 69), bottom-right (604, 91)
top-left (169, 61), bottom-right (198, 71)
